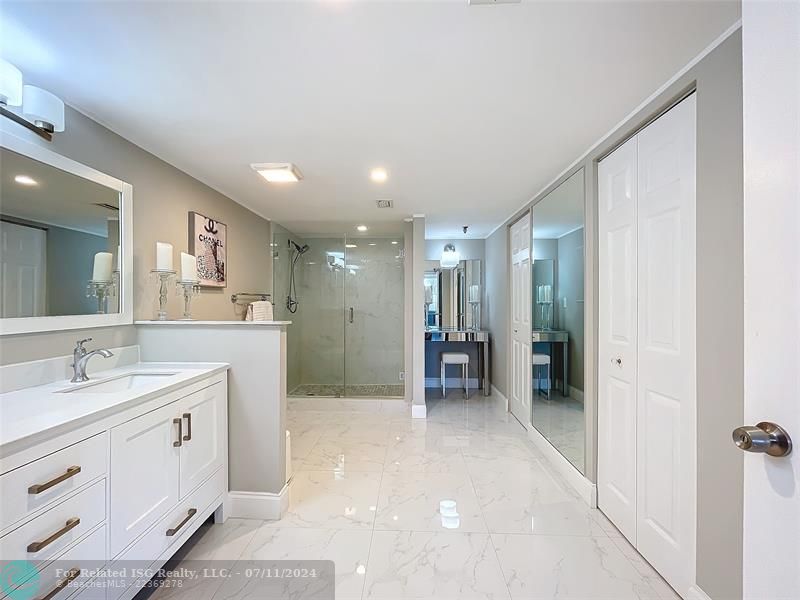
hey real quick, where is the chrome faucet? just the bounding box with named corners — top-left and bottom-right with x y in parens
top-left (71, 338), bottom-right (114, 383)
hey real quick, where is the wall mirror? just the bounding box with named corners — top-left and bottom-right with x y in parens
top-left (0, 133), bottom-right (133, 335)
top-left (424, 259), bottom-right (482, 329)
top-left (530, 168), bottom-right (585, 473)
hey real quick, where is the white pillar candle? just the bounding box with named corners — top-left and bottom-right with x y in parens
top-left (156, 242), bottom-right (173, 271)
top-left (92, 252), bottom-right (113, 281)
top-left (116, 245), bottom-right (121, 271)
top-left (469, 284), bottom-right (481, 303)
top-left (424, 285), bottom-right (433, 304)
top-left (180, 252), bottom-right (198, 282)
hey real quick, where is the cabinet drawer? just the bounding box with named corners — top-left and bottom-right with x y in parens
top-left (0, 433), bottom-right (108, 532)
top-left (1, 525), bottom-right (108, 600)
top-left (107, 467), bottom-right (225, 600)
top-left (0, 479), bottom-right (106, 566)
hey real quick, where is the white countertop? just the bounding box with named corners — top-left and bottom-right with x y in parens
top-left (0, 361), bottom-right (229, 451)
top-left (135, 320), bottom-right (291, 326)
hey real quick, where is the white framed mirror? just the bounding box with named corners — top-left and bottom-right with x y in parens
top-left (0, 132), bottom-right (133, 335)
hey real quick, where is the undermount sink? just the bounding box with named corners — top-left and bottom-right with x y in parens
top-left (59, 372), bottom-right (178, 394)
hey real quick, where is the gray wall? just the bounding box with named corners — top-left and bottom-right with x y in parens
top-left (484, 31), bottom-right (743, 599)
top-left (1, 105), bottom-right (272, 365)
top-left (557, 228), bottom-right (584, 392)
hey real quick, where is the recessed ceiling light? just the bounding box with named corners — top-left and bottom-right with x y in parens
top-left (346, 244), bottom-right (358, 248)
top-left (14, 174), bottom-right (37, 186)
top-left (391, 241), bottom-right (398, 245)
top-left (356, 225), bottom-right (368, 232)
top-left (370, 167), bottom-right (388, 183)
top-left (368, 242), bottom-right (377, 246)
top-left (251, 163), bottom-right (303, 183)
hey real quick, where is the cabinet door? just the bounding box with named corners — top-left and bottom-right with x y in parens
top-left (179, 381), bottom-right (226, 498)
top-left (109, 402), bottom-right (180, 557)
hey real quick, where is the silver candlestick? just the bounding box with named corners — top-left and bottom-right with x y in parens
top-left (176, 280), bottom-right (201, 320)
top-left (150, 269), bottom-right (177, 320)
top-left (469, 300), bottom-right (481, 330)
top-left (86, 280), bottom-right (115, 314)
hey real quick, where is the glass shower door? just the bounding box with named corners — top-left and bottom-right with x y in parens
top-left (343, 236), bottom-right (405, 397)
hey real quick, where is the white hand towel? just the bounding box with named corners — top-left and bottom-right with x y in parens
top-left (248, 301), bottom-right (273, 321)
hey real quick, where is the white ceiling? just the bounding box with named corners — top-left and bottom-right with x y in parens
top-left (0, 1), bottom-right (739, 239)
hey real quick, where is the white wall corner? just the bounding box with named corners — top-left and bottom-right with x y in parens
top-left (228, 486), bottom-right (289, 521)
top-left (686, 585), bottom-right (713, 600)
top-left (411, 404), bottom-right (427, 419)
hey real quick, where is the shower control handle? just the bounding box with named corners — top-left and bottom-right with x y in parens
top-left (349, 307), bottom-right (354, 323)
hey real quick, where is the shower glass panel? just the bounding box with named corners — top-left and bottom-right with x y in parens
top-left (344, 237), bottom-right (405, 397)
top-left (272, 226), bottom-right (404, 398)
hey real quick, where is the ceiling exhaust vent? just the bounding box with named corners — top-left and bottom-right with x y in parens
top-left (376, 199), bottom-right (394, 209)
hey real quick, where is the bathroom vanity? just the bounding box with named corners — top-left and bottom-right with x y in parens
top-left (0, 359), bottom-right (229, 600)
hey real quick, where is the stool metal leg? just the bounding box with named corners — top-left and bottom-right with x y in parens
top-left (463, 363), bottom-right (468, 398)
top-left (441, 361), bottom-right (446, 398)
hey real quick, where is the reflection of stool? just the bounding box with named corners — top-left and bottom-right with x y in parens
top-left (441, 352), bottom-right (470, 398)
top-left (532, 354), bottom-right (551, 398)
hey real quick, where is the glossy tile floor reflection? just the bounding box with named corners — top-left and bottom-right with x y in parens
top-left (532, 391), bottom-right (586, 472)
top-left (146, 390), bottom-right (678, 600)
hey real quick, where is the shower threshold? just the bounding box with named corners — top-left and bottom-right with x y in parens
top-left (289, 383), bottom-right (405, 398)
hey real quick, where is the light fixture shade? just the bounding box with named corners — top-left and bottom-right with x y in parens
top-left (440, 243), bottom-right (460, 269)
top-left (22, 85), bottom-right (65, 132)
top-left (0, 59), bottom-right (23, 106)
top-left (251, 163), bottom-right (303, 183)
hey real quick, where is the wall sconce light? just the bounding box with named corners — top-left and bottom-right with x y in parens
top-left (0, 59), bottom-right (64, 141)
top-left (440, 243), bottom-right (460, 269)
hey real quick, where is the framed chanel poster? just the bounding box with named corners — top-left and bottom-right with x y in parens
top-left (189, 211), bottom-right (227, 287)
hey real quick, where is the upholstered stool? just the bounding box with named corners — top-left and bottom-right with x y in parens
top-left (532, 353), bottom-right (551, 398)
top-left (441, 352), bottom-right (470, 398)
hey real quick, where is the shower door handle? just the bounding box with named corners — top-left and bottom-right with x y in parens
top-left (349, 307), bottom-right (354, 323)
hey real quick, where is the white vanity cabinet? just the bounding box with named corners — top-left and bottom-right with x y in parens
top-left (0, 366), bottom-right (229, 600)
top-left (109, 379), bottom-right (226, 556)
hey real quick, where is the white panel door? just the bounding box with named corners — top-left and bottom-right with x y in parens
top-left (179, 381), bottom-right (226, 498)
top-left (509, 213), bottom-right (531, 426)
top-left (741, 2), bottom-right (800, 597)
top-left (635, 94), bottom-right (696, 595)
top-left (597, 136), bottom-right (638, 542)
top-left (109, 402), bottom-right (180, 557)
top-left (0, 221), bottom-right (46, 318)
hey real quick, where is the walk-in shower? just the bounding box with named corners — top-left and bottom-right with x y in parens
top-left (272, 224), bottom-right (405, 398)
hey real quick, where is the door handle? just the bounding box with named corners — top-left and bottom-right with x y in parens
top-left (349, 307), bottom-right (354, 323)
top-left (173, 418), bottom-right (183, 447)
top-left (732, 422), bottom-right (792, 457)
top-left (182, 412), bottom-right (192, 442)
top-left (166, 508), bottom-right (197, 537)
top-left (28, 466), bottom-right (81, 495)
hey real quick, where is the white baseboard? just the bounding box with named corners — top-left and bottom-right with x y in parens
top-left (527, 425), bottom-right (596, 507)
top-left (228, 486), bottom-right (289, 520)
top-left (686, 585), bottom-right (712, 600)
top-left (569, 385), bottom-right (585, 403)
top-left (491, 385), bottom-right (509, 411)
top-left (411, 403), bottom-right (427, 419)
top-left (425, 377), bottom-right (481, 388)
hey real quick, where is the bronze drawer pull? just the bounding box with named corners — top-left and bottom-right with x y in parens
top-left (182, 413), bottom-right (192, 442)
top-left (173, 418), bottom-right (183, 447)
top-left (166, 508), bottom-right (197, 537)
top-left (37, 567), bottom-right (80, 600)
top-left (27, 517), bottom-right (81, 553)
top-left (28, 466), bottom-right (82, 495)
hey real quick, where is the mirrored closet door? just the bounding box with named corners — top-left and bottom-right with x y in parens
top-left (530, 169), bottom-right (586, 473)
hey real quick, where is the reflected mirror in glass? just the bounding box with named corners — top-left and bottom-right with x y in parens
top-left (424, 258), bottom-right (481, 330)
top-left (531, 169), bottom-right (585, 473)
top-left (0, 147), bottom-right (121, 317)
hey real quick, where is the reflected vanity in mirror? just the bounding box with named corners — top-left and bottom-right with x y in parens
top-left (0, 134), bottom-right (132, 335)
top-left (531, 169), bottom-right (585, 473)
top-left (424, 259), bottom-right (482, 329)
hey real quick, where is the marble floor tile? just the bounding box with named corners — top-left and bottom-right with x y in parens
top-left (231, 526), bottom-right (373, 600)
top-left (364, 531), bottom-right (510, 599)
top-left (491, 533), bottom-right (662, 599)
top-left (374, 471), bottom-right (487, 533)
top-left (458, 432), bottom-right (543, 461)
top-left (296, 437), bottom-right (388, 472)
top-left (384, 432), bottom-right (468, 473)
top-left (609, 536), bottom-right (682, 600)
top-left (266, 470), bottom-right (381, 529)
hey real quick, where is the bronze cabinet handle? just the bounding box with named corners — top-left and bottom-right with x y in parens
top-left (182, 413), bottom-right (192, 442)
top-left (28, 466), bottom-right (82, 495)
top-left (27, 517), bottom-right (81, 553)
top-left (166, 508), bottom-right (197, 537)
top-left (38, 567), bottom-right (80, 600)
top-left (173, 418), bottom-right (183, 447)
